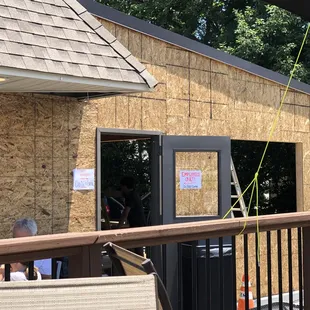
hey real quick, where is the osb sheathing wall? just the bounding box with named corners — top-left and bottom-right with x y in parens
top-left (95, 19), bottom-right (309, 298)
top-left (0, 15), bottom-right (307, 297)
top-left (175, 152), bottom-right (218, 216)
top-left (0, 93), bottom-right (97, 239)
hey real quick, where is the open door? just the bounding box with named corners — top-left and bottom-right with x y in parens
top-left (162, 135), bottom-right (231, 308)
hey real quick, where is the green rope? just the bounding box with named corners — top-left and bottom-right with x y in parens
top-left (223, 23), bottom-right (310, 267)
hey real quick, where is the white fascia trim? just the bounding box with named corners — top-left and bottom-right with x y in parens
top-left (0, 67), bottom-right (151, 93)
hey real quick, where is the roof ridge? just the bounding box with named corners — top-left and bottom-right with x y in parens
top-left (63, 0), bottom-right (157, 88)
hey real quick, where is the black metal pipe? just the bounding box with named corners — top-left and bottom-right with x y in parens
top-left (244, 234), bottom-right (249, 310)
top-left (191, 240), bottom-right (198, 310)
top-left (219, 237), bottom-right (224, 310)
top-left (298, 228), bottom-right (303, 309)
top-left (205, 239), bottom-right (211, 310)
top-left (28, 261), bottom-right (34, 280)
top-left (255, 233), bottom-right (261, 310)
top-left (52, 258), bottom-right (57, 279)
top-left (277, 230), bottom-right (283, 309)
top-left (162, 244), bottom-right (167, 287)
top-left (267, 231), bottom-right (272, 310)
top-left (232, 236), bottom-right (237, 310)
top-left (177, 243), bottom-right (183, 310)
top-left (288, 229), bottom-right (293, 310)
top-left (4, 264), bottom-right (10, 281)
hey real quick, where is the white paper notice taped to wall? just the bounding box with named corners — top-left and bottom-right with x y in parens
top-left (180, 170), bottom-right (202, 190)
top-left (73, 169), bottom-right (95, 191)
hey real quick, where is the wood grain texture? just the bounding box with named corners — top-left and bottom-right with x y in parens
top-left (0, 212), bottom-right (308, 258)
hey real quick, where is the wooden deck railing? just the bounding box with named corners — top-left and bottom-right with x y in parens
top-left (0, 212), bottom-right (310, 309)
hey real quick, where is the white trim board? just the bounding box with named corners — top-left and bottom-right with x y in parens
top-left (0, 67), bottom-right (151, 93)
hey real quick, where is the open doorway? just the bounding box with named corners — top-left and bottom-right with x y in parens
top-left (96, 129), bottom-right (162, 232)
top-left (96, 129), bottom-right (162, 275)
top-left (101, 136), bottom-right (151, 229)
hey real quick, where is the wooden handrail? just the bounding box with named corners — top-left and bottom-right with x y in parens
top-left (0, 212), bottom-right (310, 263)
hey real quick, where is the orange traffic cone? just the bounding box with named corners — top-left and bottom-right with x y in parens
top-left (238, 275), bottom-right (255, 310)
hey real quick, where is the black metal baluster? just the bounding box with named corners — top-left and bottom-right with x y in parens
top-left (267, 231), bottom-right (272, 310)
top-left (162, 244), bottom-right (167, 287)
top-left (219, 237), bottom-right (224, 310)
top-left (277, 230), bottom-right (283, 309)
top-left (28, 261), bottom-right (34, 280)
top-left (52, 258), bottom-right (57, 279)
top-left (5, 264), bottom-right (10, 281)
top-left (191, 241), bottom-right (198, 310)
top-left (177, 243), bottom-right (183, 310)
top-left (232, 236), bottom-right (237, 310)
top-left (205, 239), bottom-right (211, 310)
top-left (255, 233), bottom-right (261, 310)
top-left (288, 229), bottom-right (293, 310)
top-left (298, 228), bottom-right (303, 309)
top-left (244, 234), bottom-right (249, 310)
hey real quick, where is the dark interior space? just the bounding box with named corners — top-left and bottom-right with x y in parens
top-left (231, 140), bottom-right (296, 215)
top-left (100, 137), bottom-right (152, 228)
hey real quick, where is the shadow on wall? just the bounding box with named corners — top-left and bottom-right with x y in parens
top-left (0, 92), bottom-right (97, 239)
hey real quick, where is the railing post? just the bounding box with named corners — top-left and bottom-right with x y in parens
top-left (303, 227), bottom-right (310, 309)
top-left (89, 244), bottom-right (102, 276)
top-left (68, 244), bottom-right (102, 278)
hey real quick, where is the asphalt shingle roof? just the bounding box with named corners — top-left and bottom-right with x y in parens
top-left (0, 0), bottom-right (157, 88)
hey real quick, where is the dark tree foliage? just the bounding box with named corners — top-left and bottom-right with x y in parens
top-left (98, 0), bottom-right (310, 83)
top-left (101, 140), bottom-right (151, 196)
top-left (231, 141), bottom-right (296, 215)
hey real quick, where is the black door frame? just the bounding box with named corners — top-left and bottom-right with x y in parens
top-left (161, 135), bottom-right (231, 309)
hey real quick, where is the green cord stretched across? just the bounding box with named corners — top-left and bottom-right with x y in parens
top-left (223, 23), bottom-right (310, 265)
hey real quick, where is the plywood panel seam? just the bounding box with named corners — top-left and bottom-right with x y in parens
top-left (140, 30), bottom-right (143, 63)
top-left (114, 99), bottom-right (117, 127)
top-left (140, 97), bottom-right (168, 102)
top-left (140, 97), bottom-right (143, 129)
top-left (188, 55), bottom-right (191, 118)
top-left (66, 101), bottom-right (71, 235)
top-left (0, 134), bottom-right (35, 138)
top-left (51, 101), bottom-right (55, 232)
top-left (115, 25), bottom-right (129, 48)
top-left (210, 71), bottom-right (213, 120)
top-left (165, 68), bottom-right (169, 121)
top-left (210, 70), bottom-right (228, 76)
top-left (284, 103), bottom-right (309, 108)
top-left (0, 176), bottom-right (34, 179)
top-left (141, 62), bottom-right (166, 69)
top-left (34, 101), bottom-right (37, 223)
top-left (166, 46), bottom-right (184, 51)
top-left (127, 97), bottom-right (130, 129)
top-left (35, 135), bottom-right (53, 139)
top-left (166, 63), bottom-right (192, 70)
top-left (190, 99), bottom-right (212, 105)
